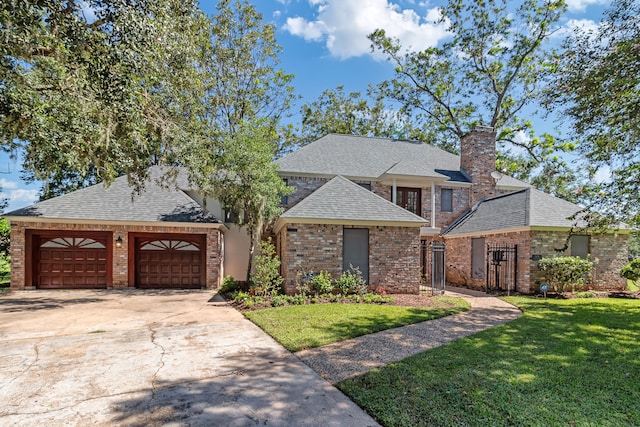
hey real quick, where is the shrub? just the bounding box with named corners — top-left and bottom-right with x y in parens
top-left (250, 238), bottom-right (283, 297)
top-left (310, 271), bottom-right (334, 295)
top-left (621, 258), bottom-right (640, 282)
top-left (575, 290), bottom-right (597, 298)
top-left (220, 275), bottom-right (239, 294)
top-left (336, 265), bottom-right (368, 295)
top-left (537, 256), bottom-right (594, 292)
top-left (271, 295), bottom-right (288, 307)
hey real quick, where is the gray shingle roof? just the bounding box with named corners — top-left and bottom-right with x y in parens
top-left (442, 188), bottom-right (587, 235)
top-left (5, 166), bottom-right (221, 224)
top-left (277, 134), bottom-right (531, 188)
top-left (278, 134), bottom-right (466, 181)
top-left (279, 176), bottom-right (426, 225)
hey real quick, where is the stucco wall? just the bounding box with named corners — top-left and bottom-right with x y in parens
top-left (278, 223), bottom-right (420, 294)
top-left (10, 221), bottom-right (223, 290)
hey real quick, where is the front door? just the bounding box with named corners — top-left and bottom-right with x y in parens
top-left (343, 228), bottom-right (369, 283)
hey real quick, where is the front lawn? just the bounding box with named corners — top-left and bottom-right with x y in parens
top-left (337, 297), bottom-right (640, 427)
top-left (244, 297), bottom-right (469, 352)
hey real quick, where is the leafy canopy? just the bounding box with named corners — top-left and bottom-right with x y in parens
top-left (368, 0), bottom-right (572, 165)
top-left (0, 0), bottom-right (212, 193)
top-left (552, 0), bottom-right (640, 226)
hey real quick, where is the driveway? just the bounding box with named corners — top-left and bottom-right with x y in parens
top-left (0, 290), bottom-right (378, 426)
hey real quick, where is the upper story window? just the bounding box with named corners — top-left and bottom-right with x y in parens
top-left (358, 182), bottom-right (372, 191)
top-left (396, 187), bottom-right (421, 216)
top-left (280, 178), bottom-right (289, 206)
top-left (570, 235), bottom-right (590, 259)
top-left (441, 188), bottom-right (453, 212)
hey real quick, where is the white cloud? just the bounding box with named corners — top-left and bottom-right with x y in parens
top-left (0, 179), bottom-right (39, 210)
top-left (565, 0), bottom-right (608, 13)
top-left (553, 18), bottom-right (601, 40)
top-left (283, 0), bottom-right (451, 59)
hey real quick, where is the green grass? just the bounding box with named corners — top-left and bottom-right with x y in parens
top-left (627, 279), bottom-right (640, 291)
top-left (337, 297), bottom-right (640, 427)
top-left (244, 297), bottom-right (469, 352)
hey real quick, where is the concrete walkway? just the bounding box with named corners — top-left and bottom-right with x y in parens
top-left (296, 287), bottom-right (522, 384)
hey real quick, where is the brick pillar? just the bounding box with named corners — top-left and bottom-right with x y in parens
top-left (460, 126), bottom-right (497, 205)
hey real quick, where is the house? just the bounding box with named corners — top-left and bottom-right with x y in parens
top-left (275, 128), bottom-right (629, 293)
top-left (5, 167), bottom-right (250, 290)
top-left (5, 128), bottom-right (629, 293)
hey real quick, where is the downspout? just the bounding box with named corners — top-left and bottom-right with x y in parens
top-left (392, 178), bottom-right (397, 204)
top-left (431, 182), bottom-right (436, 227)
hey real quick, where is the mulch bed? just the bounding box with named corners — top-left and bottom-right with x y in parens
top-left (224, 293), bottom-right (452, 312)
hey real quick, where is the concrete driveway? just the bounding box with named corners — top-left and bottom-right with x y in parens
top-left (0, 290), bottom-right (378, 426)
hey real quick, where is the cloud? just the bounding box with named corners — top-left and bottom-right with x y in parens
top-left (565, 0), bottom-right (608, 13)
top-left (283, 0), bottom-right (451, 59)
top-left (0, 179), bottom-right (39, 210)
top-left (552, 18), bottom-right (601, 40)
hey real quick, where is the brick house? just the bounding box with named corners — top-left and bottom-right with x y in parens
top-left (5, 166), bottom-right (251, 290)
top-left (5, 128), bottom-right (629, 293)
top-left (275, 129), bottom-right (630, 293)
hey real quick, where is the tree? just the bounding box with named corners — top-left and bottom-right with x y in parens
top-left (368, 0), bottom-right (573, 171)
top-left (180, 0), bottom-right (295, 275)
top-left (205, 0), bottom-right (297, 153)
top-left (297, 85), bottom-right (408, 143)
top-left (0, 0), bottom-right (212, 192)
top-left (185, 121), bottom-right (291, 276)
top-left (552, 0), bottom-right (640, 226)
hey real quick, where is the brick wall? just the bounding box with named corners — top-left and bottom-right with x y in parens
top-left (10, 221), bottom-right (223, 290)
top-left (445, 231), bottom-right (533, 293)
top-left (460, 127), bottom-right (497, 204)
top-left (278, 223), bottom-right (420, 294)
top-left (530, 230), bottom-right (628, 290)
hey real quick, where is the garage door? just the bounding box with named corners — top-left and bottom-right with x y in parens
top-left (135, 236), bottom-right (204, 289)
top-left (36, 236), bottom-right (109, 289)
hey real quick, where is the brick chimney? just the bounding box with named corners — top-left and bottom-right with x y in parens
top-left (460, 126), bottom-right (497, 205)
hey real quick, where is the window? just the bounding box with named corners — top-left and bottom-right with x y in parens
top-left (280, 178), bottom-right (289, 206)
top-left (358, 182), bottom-right (372, 191)
top-left (570, 235), bottom-right (590, 259)
top-left (396, 187), bottom-right (421, 216)
top-left (441, 188), bottom-right (453, 212)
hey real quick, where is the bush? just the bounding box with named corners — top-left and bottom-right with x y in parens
top-left (621, 258), bottom-right (640, 282)
top-left (336, 265), bottom-right (368, 295)
top-left (310, 271), bottom-right (334, 295)
top-left (250, 238), bottom-right (283, 297)
top-left (220, 275), bottom-right (239, 294)
top-left (537, 256), bottom-right (594, 292)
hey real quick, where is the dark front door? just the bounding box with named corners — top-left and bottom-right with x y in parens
top-left (343, 228), bottom-right (369, 283)
top-left (135, 236), bottom-right (205, 289)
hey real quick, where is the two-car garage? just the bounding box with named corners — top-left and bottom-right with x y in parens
top-left (28, 231), bottom-right (206, 290)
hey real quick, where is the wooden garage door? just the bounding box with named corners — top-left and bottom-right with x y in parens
top-left (135, 236), bottom-right (204, 289)
top-left (36, 236), bottom-right (108, 289)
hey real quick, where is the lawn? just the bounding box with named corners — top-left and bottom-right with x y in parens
top-left (337, 297), bottom-right (640, 427)
top-left (244, 297), bottom-right (469, 352)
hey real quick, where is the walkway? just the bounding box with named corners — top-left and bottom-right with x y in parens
top-left (295, 287), bottom-right (522, 384)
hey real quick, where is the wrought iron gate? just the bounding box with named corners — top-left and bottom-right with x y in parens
top-left (486, 244), bottom-right (518, 294)
top-left (421, 240), bottom-right (446, 294)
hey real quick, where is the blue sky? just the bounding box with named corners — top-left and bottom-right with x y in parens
top-left (1, 0), bottom-right (611, 212)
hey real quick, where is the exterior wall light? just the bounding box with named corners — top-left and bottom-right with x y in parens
top-left (115, 236), bottom-right (123, 248)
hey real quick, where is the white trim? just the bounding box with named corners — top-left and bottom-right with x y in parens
top-left (392, 178), bottom-right (397, 204)
top-left (430, 182), bottom-right (436, 228)
top-left (5, 216), bottom-right (229, 231)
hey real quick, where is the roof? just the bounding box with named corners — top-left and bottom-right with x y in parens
top-left (276, 176), bottom-right (426, 230)
top-left (277, 134), bottom-right (466, 181)
top-left (441, 188), bottom-right (589, 236)
top-left (5, 166), bottom-right (222, 225)
top-left (277, 134), bottom-right (531, 189)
